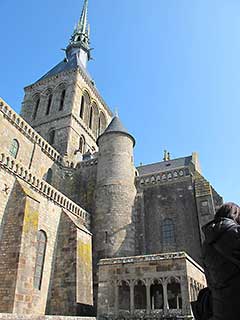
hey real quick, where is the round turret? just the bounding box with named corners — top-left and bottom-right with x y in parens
top-left (93, 116), bottom-right (136, 260)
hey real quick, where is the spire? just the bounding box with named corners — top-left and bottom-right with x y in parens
top-left (66, 0), bottom-right (91, 68)
top-left (78, 0), bottom-right (89, 35)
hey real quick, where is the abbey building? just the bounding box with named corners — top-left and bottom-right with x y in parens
top-left (0, 1), bottom-right (223, 319)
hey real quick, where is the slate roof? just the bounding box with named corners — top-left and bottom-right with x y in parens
top-left (97, 116), bottom-right (135, 146)
top-left (37, 54), bottom-right (92, 83)
top-left (137, 156), bottom-right (192, 176)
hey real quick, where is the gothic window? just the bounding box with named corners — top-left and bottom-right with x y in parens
top-left (80, 96), bottom-right (85, 119)
top-left (59, 89), bottom-right (66, 111)
top-left (119, 281), bottom-right (130, 311)
top-left (34, 230), bottom-right (47, 290)
top-left (150, 281), bottom-right (164, 310)
top-left (134, 280), bottom-right (147, 310)
top-left (89, 106), bottom-right (93, 129)
top-left (46, 94), bottom-right (52, 115)
top-left (9, 139), bottom-right (19, 159)
top-left (162, 218), bottom-right (175, 246)
top-left (46, 168), bottom-right (53, 184)
top-left (32, 97), bottom-right (40, 120)
top-left (167, 278), bottom-right (182, 309)
top-left (98, 111), bottom-right (107, 136)
top-left (48, 129), bottom-right (55, 145)
top-left (79, 136), bottom-right (85, 153)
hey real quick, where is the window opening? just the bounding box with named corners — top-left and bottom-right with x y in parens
top-left (80, 96), bottom-right (85, 119)
top-left (162, 218), bottom-right (175, 246)
top-left (33, 98), bottom-right (40, 120)
top-left (34, 230), bottom-right (47, 290)
top-left (46, 94), bottom-right (52, 115)
top-left (167, 279), bottom-right (182, 309)
top-left (59, 90), bottom-right (65, 111)
top-left (9, 139), bottom-right (19, 159)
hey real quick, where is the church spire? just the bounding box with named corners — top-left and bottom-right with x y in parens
top-left (66, 0), bottom-right (91, 68)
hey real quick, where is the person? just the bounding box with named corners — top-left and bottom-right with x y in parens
top-left (202, 202), bottom-right (240, 320)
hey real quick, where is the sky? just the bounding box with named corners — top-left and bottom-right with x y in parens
top-left (0, 0), bottom-right (239, 203)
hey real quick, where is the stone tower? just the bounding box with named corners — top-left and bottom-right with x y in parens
top-left (93, 115), bottom-right (137, 261)
top-left (20, 0), bottom-right (112, 164)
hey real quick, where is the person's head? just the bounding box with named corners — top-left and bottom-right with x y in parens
top-left (215, 202), bottom-right (240, 224)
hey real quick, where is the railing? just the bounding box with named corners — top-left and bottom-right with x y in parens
top-left (0, 99), bottom-right (63, 164)
top-left (0, 152), bottom-right (90, 227)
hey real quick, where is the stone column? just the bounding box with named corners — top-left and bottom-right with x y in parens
top-left (114, 282), bottom-right (119, 318)
top-left (146, 280), bottom-right (151, 315)
top-left (163, 281), bottom-right (169, 315)
top-left (130, 281), bottom-right (135, 315)
top-left (180, 276), bottom-right (191, 315)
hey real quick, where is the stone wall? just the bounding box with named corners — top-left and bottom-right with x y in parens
top-left (98, 252), bottom-right (206, 320)
top-left (0, 164), bottom-right (92, 315)
top-left (137, 174), bottom-right (202, 264)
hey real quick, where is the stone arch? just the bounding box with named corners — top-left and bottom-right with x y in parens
top-left (44, 89), bottom-right (53, 116)
top-left (134, 280), bottom-right (146, 310)
top-left (48, 128), bottom-right (56, 145)
top-left (9, 139), bottom-right (20, 159)
top-left (79, 135), bottom-right (86, 154)
top-left (98, 111), bottom-right (107, 136)
top-left (80, 90), bottom-right (90, 125)
top-left (34, 230), bottom-right (47, 290)
top-left (91, 101), bottom-right (99, 136)
top-left (55, 82), bottom-right (67, 111)
top-left (118, 280), bottom-right (130, 311)
top-left (166, 277), bottom-right (182, 309)
top-left (150, 279), bottom-right (164, 310)
top-left (32, 93), bottom-right (40, 120)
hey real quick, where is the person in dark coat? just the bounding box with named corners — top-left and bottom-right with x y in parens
top-left (202, 202), bottom-right (240, 320)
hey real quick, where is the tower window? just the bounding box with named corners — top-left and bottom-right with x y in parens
top-left (32, 98), bottom-right (40, 120)
top-left (34, 230), bottom-right (47, 290)
top-left (79, 136), bottom-right (85, 153)
top-left (46, 168), bottom-right (53, 184)
top-left (48, 129), bottom-right (55, 145)
top-left (89, 107), bottom-right (93, 129)
top-left (80, 96), bottom-right (85, 119)
top-left (46, 94), bottom-right (52, 115)
top-left (59, 90), bottom-right (66, 111)
top-left (9, 139), bottom-right (19, 159)
top-left (162, 218), bottom-right (175, 246)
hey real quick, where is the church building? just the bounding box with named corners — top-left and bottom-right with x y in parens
top-left (0, 1), bottom-right (222, 319)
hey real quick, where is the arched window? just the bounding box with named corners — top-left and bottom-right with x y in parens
top-left (79, 136), bottom-right (85, 153)
top-left (167, 278), bottom-right (182, 309)
top-left (59, 89), bottom-right (66, 111)
top-left (134, 280), bottom-right (146, 310)
top-left (119, 281), bottom-right (130, 311)
top-left (46, 168), bottom-right (53, 184)
top-left (80, 96), bottom-right (85, 119)
top-left (150, 280), bottom-right (164, 310)
top-left (34, 230), bottom-right (47, 290)
top-left (9, 139), bottom-right (19, 159)
top-left (98, 111), bottom-right (107, 136)
top-left (32, 97), bottom-right (40, 120)
top-left (46, 94), bottom-right (52, 115)
top-left (48, 129), bottom-right (55, 145)
top-left (89, 106), bottom-right (93, 129)
top-left (162, 218), bottom-right (175, 246)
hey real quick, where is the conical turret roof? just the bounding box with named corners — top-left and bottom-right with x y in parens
top-left (97, 116), bottom-right (135, 146)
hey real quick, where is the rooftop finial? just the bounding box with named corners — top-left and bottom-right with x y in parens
top-left (163, 150), bottom-right (171, 161)
top-left (114, 107), bottom-right (119, 117)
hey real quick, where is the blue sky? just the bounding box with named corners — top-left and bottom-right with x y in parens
top-left (0, 0), bottom-right (239, 203)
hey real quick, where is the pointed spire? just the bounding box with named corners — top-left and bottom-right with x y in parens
top-left (66, 0), bottom-right (91, 68)
top-left (78, 0), bottom-right (89, 34)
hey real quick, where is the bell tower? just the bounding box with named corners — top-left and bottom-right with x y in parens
top-left (20, 0), bottom-right (112, 164)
